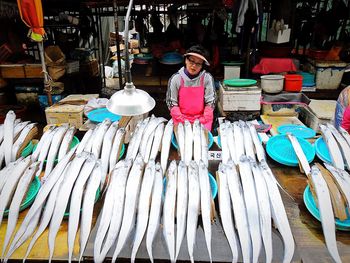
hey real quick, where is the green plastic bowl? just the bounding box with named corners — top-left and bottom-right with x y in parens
top-left (4, 176), bottom-right (41, 216)
top-left (32, 136), bottom-right (80, 163)
top-left (21, 140), bottom-right (35, 158)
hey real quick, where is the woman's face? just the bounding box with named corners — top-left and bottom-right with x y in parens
top-left (185, 55), bottom-right (204, 75)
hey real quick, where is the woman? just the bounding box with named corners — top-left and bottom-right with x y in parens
top-left (166, 45), bottom-right (216, 131)
top-left (334, 85), bottom-right (350, 132)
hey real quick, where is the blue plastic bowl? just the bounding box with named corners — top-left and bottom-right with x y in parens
top-left (171, 131), bottom-right (214, 150)
top-left (87, 108), bottom-right (121, 123)
top-left (277, 124), bottom-right (316, 139)
top-left (266, 134), bottom-right (315, 166)
top-left (163, 172), bottom-right (217, 200)
top-left (304, 185), bottom-right (350, 231)
top-left (314, 137), bottom-right (332, 163)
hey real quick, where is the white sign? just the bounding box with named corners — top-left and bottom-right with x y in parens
top-left (208, 151), bottom-right (222, 161)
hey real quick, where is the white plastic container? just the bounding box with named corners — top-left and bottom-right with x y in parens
top-left (260, 75), bottom-right (284, 93)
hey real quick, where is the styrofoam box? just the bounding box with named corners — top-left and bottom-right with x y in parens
top-left (224, 66), bottom-right (240, 80)
top-left (307, 60), bottom-right (347, 90)
top-left (219, 85), bottom-right (261, 111)
top-left (267, 28), bottom-right (291, 44)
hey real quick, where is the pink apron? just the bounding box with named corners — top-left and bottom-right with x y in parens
top-left (171, 75), bottom-right (213, 130)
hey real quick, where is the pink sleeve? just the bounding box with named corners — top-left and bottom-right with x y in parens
top-left (341, 106), bottom-right (350, 133)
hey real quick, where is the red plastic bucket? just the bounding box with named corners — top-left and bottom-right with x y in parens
top-left (284, 74), bottom-right (303, 92)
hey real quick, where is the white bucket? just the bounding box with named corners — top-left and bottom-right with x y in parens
top-left (261, 75), bottom-right (284, 93)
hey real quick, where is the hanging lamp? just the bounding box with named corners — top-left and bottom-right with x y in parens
top-left (107, 0), bottom-right (155, 116)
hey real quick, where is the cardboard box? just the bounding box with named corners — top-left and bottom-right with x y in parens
top-left (45, 94), bottom-right (98, 128)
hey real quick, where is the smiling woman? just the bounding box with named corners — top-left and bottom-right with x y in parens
top-left (166, 45), bottom-right (216, 131)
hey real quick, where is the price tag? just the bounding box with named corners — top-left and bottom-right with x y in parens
top-left (208, 151), bottom-right (222, 161)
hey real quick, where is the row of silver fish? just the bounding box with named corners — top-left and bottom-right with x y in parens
top-left (320, 123), bottom-right (350, 171)
top-left (0, 111), bottom-right (38, 168)
top-left (174, 119), bottom-right (210, 167)
top-left (218, 156), bottom-right (295, 263)
top-left (93, 156), bottom-right (215, 263)
top-left (219, 120), bottom-right (266, 166)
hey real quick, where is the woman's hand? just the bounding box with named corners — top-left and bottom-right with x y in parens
top-left (170, 106), bottom-right (185, 123)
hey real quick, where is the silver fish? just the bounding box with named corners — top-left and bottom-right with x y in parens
top-left (338, 126), bottom-right (350, 147)
top-left (100, 121), bottom-right (119, 184)
top-left (23, 163), bottom-right (69, 262)
top-left (310, 165), bottom-right (342, 263)
top-left (320, 124), bottom-right (344, 170)
top-left (220, 122), bottom-right (230, 165)
top-left (68, 154), bottom-right (96, 262)
top-left (287, 133), bottom-right (311, 175)
top-left (125, 119), bottom-right (142, 160)
top-left (7, 147), bottom-right (76, 254)
top-left (37, 128), bottom-right (57, 182)
top-left (79, 161), bottom-right (102, 262)
top-left (94, 161), bottom-right (125, 262)
top-left (163, 160), bottom-right (177, 263)
top-left (84, 125), bottom-right (100, 153)
top-left (76, 128), bottom-right (93, 154)
top-left (161, 119), bottom-right (173, 174)
top-left (143, 129), bottom-right (155, 163)
top-left (45, 125), bottom-right (69, 178)
top-left (130, 160), bottom-right (156, 263)
top-left (4, 204), bottom-right (43, 262)
top-left (193, 120), bottom-right (201, 165)
top-left (248, 122), bottom-right (266, 162)
top-left (11, 123), bottom-right (37, 161)
top-left (226, 122), bottom-right (238, 165)
top-left (239, 156), bottom-right (261, 263)
top-left (251, 162), bottom-right (272, 263)
top-left (139, 117), bottom-right (167, 160)
top-left (48, 152), bottom-right (88, 262)
top-left (233, 121), bottom-right (245, 162)
top-left (0, 156), bottom-right (31, 228)
top-left (31, 126), bottom-right (55, 162)
top-left (128, 118), bottom-right (150, 161)
top-left (324, 163), bottom-right (350, 207)
top-left (187, 161), bottom-right (201, 263)
top-left (13, 121), bottom-right (30, 140)
top-left (176, 122), bottom-right (185, 162)
top-left (111, 154), bottom-right (144, 263)
top-left (92, 118), bottom-right (112, 158)
top-left (327, 123), bottom-right (350, 169)
top-left (175, 161), bottom-right (188, 260)
top-left (198, 160), bottom-right (213, 263)
top-left (200, 124), bottom-right (209, 167)
top-left (0, 124), bottom-right (3, 144)
top-left (217, 164), bottom-right (239, 263)
top-left (225, 161), bottom-right (251, 263)
top-left (58, 126), bottom-right (76, 161)
top-left (0, 158), bottom-right (24, 193)
top-left (3, 110), bottom-right (16, 166)
top-left (1, 161), bottom-right (39, 258)
top-left (109, 128), bottom-right (125, 174)
top-left (149, 122), bottom-right (165, 161)
top-left (97, 160), bottom-right (131, 263)
top-left (241, 122), bottom-right (256, 162)
top-left (261, 161), bottom-right (295, 263)
top-left (184, 120), bottom-right (193, 166)
top-left (146, 163), bottom-right (163, 263)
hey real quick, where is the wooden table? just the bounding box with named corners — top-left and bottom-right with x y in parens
top-left (1, 156), bottom-right (350, 262)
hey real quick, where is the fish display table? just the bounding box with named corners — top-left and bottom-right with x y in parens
top-left (1, 160), bottom-right (350, 262)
